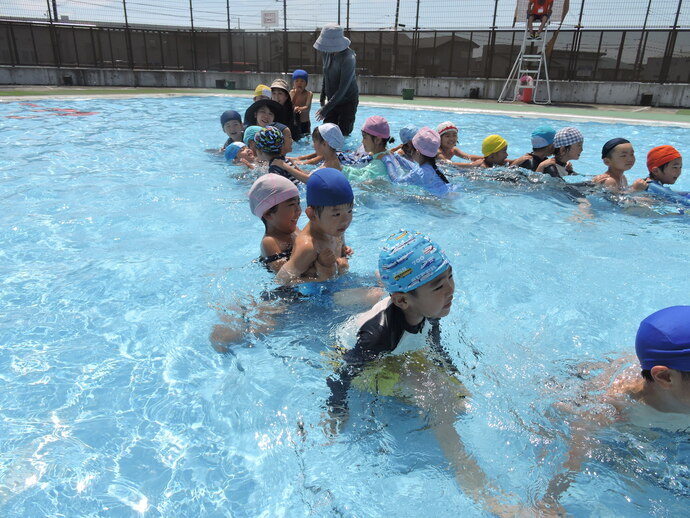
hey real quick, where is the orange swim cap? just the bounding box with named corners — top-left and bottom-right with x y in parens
top-left (647, 145), bottom-right (681, 172)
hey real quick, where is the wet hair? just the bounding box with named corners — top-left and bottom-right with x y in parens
top-left (641, 369), bottom-right (690, 382)
top-left (554, 145), bottom-right (571, 161)
top-left (401, 142), bottom-right (415, 157)
top-left (312, 126), bottom-right (325, 144)
top-left (649, 161), bottom-right (671, 182)
top-left (309, 202), bottom-right (354, 218)
top-left (418, 154), bottom-right (449, 184)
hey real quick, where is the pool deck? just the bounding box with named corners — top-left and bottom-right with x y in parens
top-left (2, 86), bottom-right (690, 127)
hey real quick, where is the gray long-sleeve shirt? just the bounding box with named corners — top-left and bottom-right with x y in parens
top-left (319, 48), bottom-right (359, 117)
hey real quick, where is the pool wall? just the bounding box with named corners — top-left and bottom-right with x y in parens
top-left (3, 67), bottom-right (690, 108)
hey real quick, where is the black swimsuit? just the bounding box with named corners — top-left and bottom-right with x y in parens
top-left (259, 245), bottom-right (292, 269)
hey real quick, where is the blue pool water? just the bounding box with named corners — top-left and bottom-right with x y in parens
top-left (1, 96), bottom-right (689, 516)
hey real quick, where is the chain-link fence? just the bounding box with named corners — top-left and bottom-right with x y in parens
top-left (2, 1), bottom-right (689, 83)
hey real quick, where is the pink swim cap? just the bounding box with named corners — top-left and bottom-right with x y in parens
top-left (412, 127), bottom-right (441, 158)
top-left (361, 116), bottom-right (390, 139)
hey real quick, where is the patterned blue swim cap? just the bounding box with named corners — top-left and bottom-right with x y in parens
top-left (254, 126), bottom-right (284, 154)
top-left (636, 306), bottom-right (690, 372)
top-left (379, 230), bottom-right (450, 293)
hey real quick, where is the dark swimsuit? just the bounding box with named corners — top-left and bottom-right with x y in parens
top-left (269, 157), bottom-right (301, 186)
top-left (259, 245), bottom-right (293, 270)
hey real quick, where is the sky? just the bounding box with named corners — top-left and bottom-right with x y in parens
top-left (2, 0), bottom-right (689, 30)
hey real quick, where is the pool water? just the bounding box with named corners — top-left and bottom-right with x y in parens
top-left (1, 96), bottom-right (689, 516)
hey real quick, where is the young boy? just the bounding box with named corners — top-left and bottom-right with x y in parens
top-left (253, 84), bottom-right (271, 102)
top-left (276, 168), bottom-right (354, 284)
top-left (510, 125), bottom-right (555, 171)
top-left (324, 231), bottom-right (518, 515)
top-left (219, 110), bottom-right (243, 151)
top-left (477, 134), bottom-right (510, 168)
top-left (541, 306), bottom-right (690, 512)
top-left (243, 125), bottom-right (263, 159)
top-left (224, 141), bottom-right (255, 169)
top-left (311, 123), bottom-right (345, 170)
top-left (592, 138), bottom-right (635, 192)
top-left (631, 145), bottom-right (686, 198)
top-left (290, 69), bottom-right (313, 141)
top-left (253, 126), bottom-right (310, 185)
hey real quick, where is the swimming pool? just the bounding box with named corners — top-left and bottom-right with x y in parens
top-left (1, 95), bottom-right (689, 516)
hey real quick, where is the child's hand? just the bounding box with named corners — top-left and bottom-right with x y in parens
top-left (536, 157), bottom-right (556, 173)
top-left (315, 109), bottom-right (324, 121)
top-left (343, 245), bottom-right (353, 257)
top-left (336, 256), bottom-right (349, 274)
top-left (631, 178), bottom-right (650, 192)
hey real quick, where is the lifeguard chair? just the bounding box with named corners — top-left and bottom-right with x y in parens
top-left (498, 0), bottom-right (566, 105)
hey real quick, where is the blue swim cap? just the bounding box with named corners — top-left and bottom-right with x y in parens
top-left (636, 306), bottom-right (690, 372)
top-left (243, 125), bottom-right (263, 146)
top-left (220, 110), bottom-right (242, 127)
top-left (292, 69), bottom-right (308, 83)
top-left (378, 230), bottom-right (450, 293)
top-left (224, 141), bottom-right (246, 161)
top-left (531, 125), bottom-right (556, 148)
top-left (306, 168), bottom-right (353, 207)
top-left (399, 124), bottom-right (419, 144)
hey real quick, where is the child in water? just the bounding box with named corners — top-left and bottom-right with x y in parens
top-left (393, 124), bottom-right (419, 161)
top-left (536, 126), bottom-right (582, 179)
top-left (219, 110), bottom-right (243, 151)
top-left (409, 127), bottom-right (453, 196)
top-left (477, 134), bottom-right (510, 168)
top-left (224, 141), bottom-right (255, 169)
top-left (249, 173), bottom-right (302, 272)
top-left (254, 127), bottom-right (310, 185)
top-left (342, 116), bottom-right (395, 182)
top-left (592, 138), bottom-right (635, 192)
top-left (276, 168), bottom-right (354, 283)
top-left (436, 121), bottom-right (482, 162)
top-left (632, 145), bottom-right (685, 194)
top-left (290, 69), bottom-right (313, 141)
top-left (312, 123), bottom-right (345, 170)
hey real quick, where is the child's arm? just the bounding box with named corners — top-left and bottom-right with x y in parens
top-left (294, 154), bottom-right (324, 166)
top-left (261, 236), bottom-right (288, 273)
top-left (630, 178), bottom-right (650, 192)
top-left (275, 234), bottom-right (319, 284)
top-left (274, 159), bottom-right (311, 183)
top-left (453, 147), bottom-right (483, 161)
top-left (295, 91), bottom-right (313, 113)
top-left (237, 158), bottom-right (255, 170)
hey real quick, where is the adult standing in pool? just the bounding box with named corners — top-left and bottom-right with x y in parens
top-left (313, 24), bottom-right (359, 137)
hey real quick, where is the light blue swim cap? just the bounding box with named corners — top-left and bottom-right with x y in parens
top-left (243, 125), bottom-right (263, 146)
top-left (399, 124), bottom-right (419, 144)
top-left (378, 230), bottom-right (450, 293)
top-left (224, 141), bottom-right (246, 161)
top-left (531, 125), bottom-right (556, 148)
top-left (636, 306), bottom-right (690, 372)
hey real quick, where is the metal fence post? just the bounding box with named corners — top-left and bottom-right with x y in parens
top-left (659, 0), bottom-right (684, 83)
top-left (122, 0), bottom-right (134, 70)
top-left (283, 0), bottom-right (288, 73)
top-left (189, 0), bottom-right (197, 70)
top-left (411, 0), bottom-right (420, 77)
top-left (485, 0), bottom-right (499, 78)
top-left (226, 0), bottom-right (234, 70)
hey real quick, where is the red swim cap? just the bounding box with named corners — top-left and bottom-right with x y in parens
top-left (646, 145), bottom-right (681, 173)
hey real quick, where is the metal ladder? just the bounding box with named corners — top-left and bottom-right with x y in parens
top-left (498, 25), bottom-right (551, 105)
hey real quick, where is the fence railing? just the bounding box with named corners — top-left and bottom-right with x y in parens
top-left (1, 20), bottom-right (689, 84)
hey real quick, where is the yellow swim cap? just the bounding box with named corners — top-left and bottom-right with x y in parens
top-left (253, 84), bottom-right (271, 98)
top-left (482, 134), bottom-right (508, 157)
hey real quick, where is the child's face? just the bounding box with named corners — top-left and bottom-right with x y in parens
top-left (604, 143), bottom-right (635, 171)
top-left (237, 147), bottom-right (255, 161)
top-left (407, 267), bottom-right (455, 319)
top-left (654, 157), bottom-right (683, 184)
top-left (566, 140), bottom-right (583, 161)
top-left (256, 106), bottom-right (275, 127)
top-left (313, 203), bottom-right (353, 236)
top-left (361, 131), bottom-right (384, 154)
top-left (440, 131), bottom-right (458, 149)
top-left (265, 196), bottom-right (301, 234)
top-left (223, 120), bottom-right (243, 141)
top-left (488, 146), bottom-right (508, 165)
top-left (293, 78), bottom-right (307, 91)
top-left (272, 89), bottom-right (289, 105)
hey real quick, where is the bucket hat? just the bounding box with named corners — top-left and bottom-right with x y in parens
top-left (313, 24), bottom-right (351, 53)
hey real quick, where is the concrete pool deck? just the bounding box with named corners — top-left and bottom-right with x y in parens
top-left (2, 86), bottom-right (690, 127)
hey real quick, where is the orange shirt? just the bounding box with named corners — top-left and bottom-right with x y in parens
top-left (530, 0), bottom-right (553, 15)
